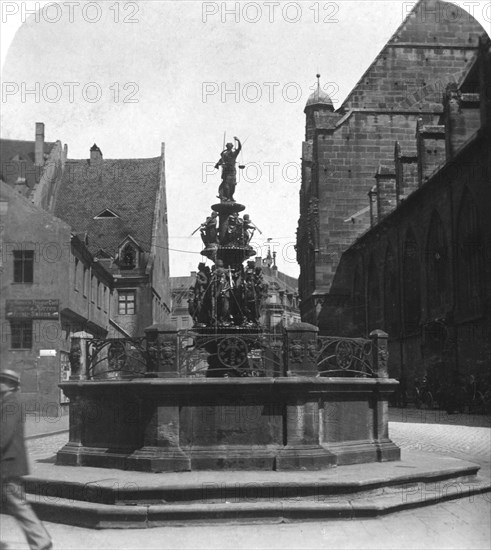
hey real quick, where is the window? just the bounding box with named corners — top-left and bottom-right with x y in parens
top-left (457, 190), bottom-right (483, 316)
top-left (384, 246), bottom-right (399, 336)
top-left (11, 321), bottom-right (33, 349)
top-left (91, 275), bottom-right (96, 303)
top-left (120, 243), bottom-right (137, 269)
top-left (74, 258), bottom-right (79, 290)
top-left (97, 281), bottom-right (101, 308)
top-left (94, 209), bottom-right (119, 219)
top-left (103, 287), bottom-right (108, 313)
top-left (118, 290), bottom-right (136, 315)
top-left (403, 229), bottom-right (421, 333)
top-left (13, 251), bottom-right (34, 283)
top-left (426, 212), bottom-right (448, 315)
top-left (83, 267), bottom-right (88, 297)
top-left (352, 262), bottom-right (366, 335)
top-left (367, 256), bottom-right (381, 331)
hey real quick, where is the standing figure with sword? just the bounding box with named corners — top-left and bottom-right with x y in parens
top-left (215, 136), bottom-right (242, 202)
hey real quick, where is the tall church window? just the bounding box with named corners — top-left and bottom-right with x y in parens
top-left (457, 190), bottom-right (483, 316)
top-left (403, 229), bottom-right (421, 334)
top-left (352, 261), bottom-right (366, 335)
top-left (383, 246), bottom-right (399, 337)
top-left (426, 212), bottom-right (448, 316)
top-left (367, 256), bottom-right (381, 331)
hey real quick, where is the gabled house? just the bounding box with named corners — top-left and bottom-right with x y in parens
top-left (53, 143), bottom-right (171, 337)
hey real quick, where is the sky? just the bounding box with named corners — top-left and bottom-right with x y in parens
top-left (1, 0), bottom-right (489, 277)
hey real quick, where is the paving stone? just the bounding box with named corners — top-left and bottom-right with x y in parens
top-left (2, 412), bottom-right (488, 549)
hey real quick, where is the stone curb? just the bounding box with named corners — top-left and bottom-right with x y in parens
top-left (26, 428), bottom-right (69, 441)
top-left (27, 480), bottom-right (491, 528)
top-left (24, 463), bottom-right (481, 504)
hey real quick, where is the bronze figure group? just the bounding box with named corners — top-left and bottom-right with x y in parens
top-left (188, 260), bottom-right (268, 327)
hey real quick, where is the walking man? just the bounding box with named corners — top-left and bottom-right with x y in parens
top-left (0, 369), bottom-right (52, 550)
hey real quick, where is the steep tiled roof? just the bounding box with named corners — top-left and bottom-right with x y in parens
top-left (54, 157), bottom-right (161, 256)
top-left (259, 267), bottom-right (298, 295)
top-left (341, 0), bottom-right (487, 110)
top-left (0, 139), bottom-right (55, 190)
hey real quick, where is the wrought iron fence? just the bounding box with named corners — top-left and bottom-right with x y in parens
top-left (86, 337), bottom-right (148, 379)
top-left (178, 330), bottom-right (284, 377)
top-left (82, 332), bottom-right (377, 380)
top-left (315, 336), bottom-right (374, 377)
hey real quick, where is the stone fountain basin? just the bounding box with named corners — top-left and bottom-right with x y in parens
top-left (57, 377), bottom-right (400, 472)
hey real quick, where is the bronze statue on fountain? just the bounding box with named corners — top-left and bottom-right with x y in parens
top-left (188, 136), bottom-right (269, 375)
top-left (215, 136), bottom-right (241, 202)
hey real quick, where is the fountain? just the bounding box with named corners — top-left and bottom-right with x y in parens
top-left (56, 137), bottom-right (401, 472)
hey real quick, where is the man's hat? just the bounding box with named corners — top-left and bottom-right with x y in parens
top-left (0, 369), bottom-right (20, 385)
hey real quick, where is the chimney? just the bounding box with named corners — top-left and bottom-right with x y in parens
top-left (416, 120), bottom-right (445, 186)
top-left (375, 165), bottom-right (397, 220)
top-left (90, 144), bottom-right (103, 165)
top-left (35, 122), bottom-right (45, 166)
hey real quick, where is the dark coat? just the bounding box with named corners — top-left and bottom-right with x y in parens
top-left (0, 390), bottom-right (29, 481)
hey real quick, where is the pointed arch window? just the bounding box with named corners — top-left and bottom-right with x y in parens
top-left (351, 261), bottom-right (366, 335)
top-left (384, 246), bottom-right (399, 336)
top-left (367, 256), bottom-right (382, 331)
top-left (457, 190), bottom-right (483, 316)
top-left (403, 229), bottom-right (421, 334)
top-left (426, 212), bottom-right (449, 316)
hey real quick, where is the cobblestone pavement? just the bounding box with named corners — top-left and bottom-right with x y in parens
top-left (1, 411), bottom-right (489, 550)
top-left (389, 407), bottom-right (491, 428)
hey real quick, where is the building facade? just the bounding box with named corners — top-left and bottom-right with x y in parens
top-left (1, 127), bottom-right (171, 407)
top-left (320, 35), bottom-right (491, 389)
top-left (53, 143), bottom-right (171, 338)
top-left (0, 182), bottom-right (111, 409)
top-left (297, 0), bottom-right (488, 324)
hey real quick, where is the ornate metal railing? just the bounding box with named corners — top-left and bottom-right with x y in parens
top-left (178, 330), bottom-right (283, 378)
top-left (315, 336), bottom-right (374, 377)
top-left (77, 330), bottom-right (385, 380)
top-left (86, 337), bottom-right (149, 379)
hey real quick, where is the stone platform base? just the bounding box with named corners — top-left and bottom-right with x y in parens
top-left (22, 451), bottom-right (490, 528)
top-left (57, 377), bottom-right (401, 472)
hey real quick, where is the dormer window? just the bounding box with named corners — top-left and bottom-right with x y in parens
top-left (118, 236), bottom-right (142, 270)
top-left (94, 209), bottom-right (119, 219)
top-left (121, 244), bottom-right (137, 269)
